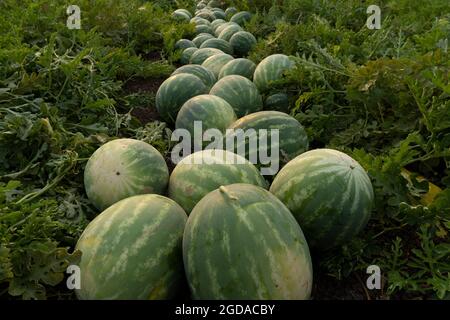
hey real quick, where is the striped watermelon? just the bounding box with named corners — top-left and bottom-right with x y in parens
top-left (230, 11), bottom-right (252, 26)
top-left (189, 48), bottom-right (224, 65)
top-left (197, 2), bottom-right (206, 10)
top-left (200, 38), bottom-right (233, 55)
top-left (183, 183), bottom-right (313, 299)
top-left (208, 0), bottom-right (222, 7)
top-left (196, 9), bottom-right (216, 21)
top-left (201, 53), bottom-right (234, 78)
top-left (175, 39), bottom-right (196, 50)
top-left (225, 7), bottom-right (238, 19)
top-left (270, 149), bottom-right (374, 250)
top-left (218, 24), bottom-right (243, 41)
top-left (265, 93), bottom-right (290, 112)
top-left (214, 22), bottom-right (238, 37)
top-left (172, 11), bottom-right (190, 22)
top-left (180, 47), bottom-right (198, 65)
top-left (171, 65), bottom-right (216, 89)
top-left (175, 95), bottom-right (236, 148)
top-left (192, 33), bottom-right (215, 47)
top-left (191, 17), bottom-right (211, 26)
top-left (219, 58), bottom-right (256, 80)
top-left (210, 75), bottom-right (263, 117)
top-left (169, 150), bottom-right (267, 214)
top-left (156, 74), bottom-right (208, 123)
top-left (211, 19), bottom-right (226, 32)
top-left (229, 31), bottom-right (257, 56)
top-left (195, 24), bottom-right (214, 35)
top-left (211, 9), bottom-right (226, 20)
top-left (225, 111), bottom-right (309, 169)
top-left (174, 9), bottom-right (192, 19)
top-left (75, 194), bottom-right (187, 300)
top-left (84, 139), bottom-right (169, 211)
top-left (253, 54), bottom-right (296, 92)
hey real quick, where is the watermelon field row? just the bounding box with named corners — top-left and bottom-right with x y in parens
top-left (0, 0), bottom-right (449, 300)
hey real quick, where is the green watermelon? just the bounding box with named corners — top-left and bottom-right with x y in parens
top-left (225, 111), bottom-right (309, 169)
top-left (183, 183), bottom-right (313, 299)
top-left (171, 64), bottom-right (216, 89)
top-left (180, 47), bottom-right (198, 65)
top-left (175, 39), bottom-right (196, 50)
top-left (156, 74), bottom-right (208, 122)
top-left (214, 22), bottom-right (238, 37)
top-left (84, 139), bottom-right (169, 211)
top-left (169, 150), bottom-right (267, 214)
top-left (265, 93), bottom-right (290, 112)
top-left (189, 48), bottom-right (224, 65)
top-left (201, 53), bottom-right (234, 78)
top-left (196, 9), bottom-right (216, 21)
top-left (192, 33), bottom-right (215, 47)
top-left (270, 149), bottom-right (374, 250)
top-left (196, 2), bottom-right (206, 10)
top-left (76, 194), bottom-right (187, 299)
top-left (229, 31), bottom-right (257, 56)
top-left (210, 75), bottom-right (263, 117)
top-left (200, 38), bottom-right (233, 55)
top-left (211, 9), bottom-right (226, 20)
top-left (225, 7), bottom-right (238, 19)
top-left (219, 58), bottom-right (256, 80)
top-left (175, 95), bottom-right (236, 148)
top-left (195, 24), bottom-right (214, 35)
top-left (208, 0), bottom-right (222, 8)
top-left (253, 54), bottom-right (296, 92)
top-left (210, 19), bottom-right (226, 32)
top-left (172, 11), bottom-right (190, 22)
top-left (230, 11), bottom-right (252, 26)
top-left (191, 17), bottom-right (211, 26)
top-left (218, 24), bottom-right (243, 41)
top-left (174, 9), bottom-right (192, 19)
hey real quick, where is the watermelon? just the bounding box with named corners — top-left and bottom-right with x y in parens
top-left (171, 64), bottom-right (216, 89)
top-left (169, 150), bottom-right (267, 213)
top-left (230, 11), bottom-right (252, 26)
top-left (225, 111), bottom-right (309, 170)
top-left (269, 149), bottom-right (375, 250)
top-left (210, 19), bottom-right (226, 32)
top-left (172, 11), bottom-right (190, 22)
top-left (195, 24), bottom-right (214, 35)
top-left (76, 194), bottom-right (187, 300)
top-left (219, 58), bottom-right (256, 80)
top-left (200, 38), bottom-right (233, 55)
top-left (180, 47), bottom-right (198, 65)
top-left (174, 9), bottom-right (192, 19)
top-left (175, 95), bottom-right (236, 148)
top-left (192, 33), bottom-right (215, 47)
top-left (175, 39), bottom-right (196, 51)
top-left (214, 22), bottom-right (238, 37)
top-left (201, 53), bottom-right (234, 78)
top-left (218, 24), bottom-right (243, 41)
top-left (211, 9), bottom-right (226, 20)
top-left (208, 0), bottom-right (222, 7)
top-left (253, 54), bottom-right (296, 92)
top-left (191, 17), bottom-right (211, 26)
top-left (196, 9), bottom-right (215, 21)
top-left (156, 74), bottom-right (208, 123)
top-left (84, 139), bottom-right (169, 211)
top-left (210, 75), bottom-right (263, 117)
top-left (265, 93), bottom-right (290, 111)
top-left (229, 31), bottom-right (257, 56)
top-left (225, 7), bottom-right (238, 19)
top-left (189, 48), bottom-right (224, 65)
top-left (183, 183), bottom-right (313, 299)
top-left (196, 2), bottom-right (206, 10)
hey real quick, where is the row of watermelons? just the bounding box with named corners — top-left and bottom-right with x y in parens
top-left (75, 0), bottom-right (375, 300)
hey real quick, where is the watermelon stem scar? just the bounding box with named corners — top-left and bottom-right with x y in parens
top-left (219, 186), bottom-right (238, 200)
